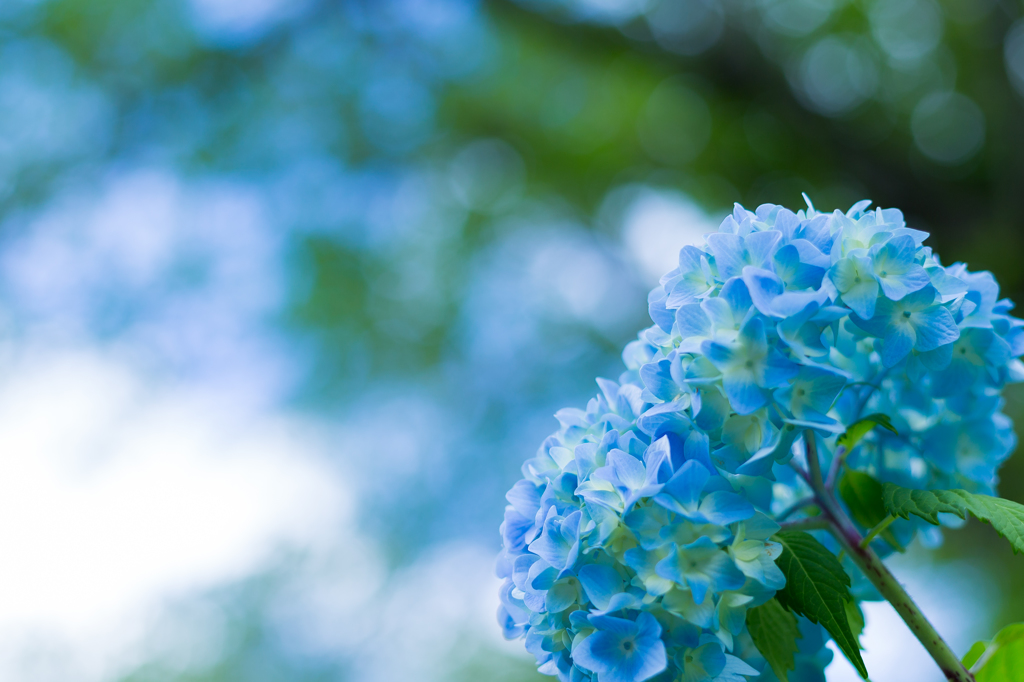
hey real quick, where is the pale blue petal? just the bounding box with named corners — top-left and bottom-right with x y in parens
top-left (719, 277), bottom-right (753, 319)
top-left (735, 448), bottom-right (777, 477)
top-left (546, 579), bottom-right (579, 612)
top-left (829, 256), bottom-right (865, 292)
top-left (720, 654), bottom-right (759, 679)
top-left (878, 264), bottom-right (931, 301)
top-left (928, 266), bottom-right (969, 298)
top-left (586, 614), bottom-right (637, 637)
top-left (506, 479), bottom-right (542, 517)
top-left (663, 588), bottom-right (716, 628)
top-left (683, 430), bottom-right (715, 472)
top-left (738, 315), bottom-right (768, 356)
top-left (599, 592), bottom-right (641, 615)
top-left (654, 459), bottom-right (710, 513)
top-left (635, 611), bottom-right (662, 642)
top-left (501, 508), bottom-right (534, 552)
top-left (912, 306), bottom-right (960, 352)
top-left (830, 255), bottom-right (879, 318)
top-left (648, 287), bottom-right (674, 332)
top-left (841, 279), bottom-right (880, 319)
top-left (572, 632), bottom-right (613, 674)
top-left (637, 398), bottom-right (692, 438)
top-left (692, 387), bottom-right (730, 432)
top-left (676, 304), bottom-right (712, 341)
top-left (688, 548), bottom-right (746, 597)
top-left (777, 365), bottom-right (847, 419)
top-left (745, 230), bottom-right (783, 268)
top-left (578, 564), bottom-right (623, 611)
top-left (668, 246), bottom-right (715, 306)
top-left (701, 298), bottom-right (737, 333)
top-left (872, 235), bottom-right (931, 300)
top-left (722, 370), bottom-right (768, 415)
top-left (528, 509), bottom-right (571, 568)
top-left (742, 266), bottom-right (784, 318)
top-left (707, 233), bottom-right (746, 280)
top-left (608, 449), bottom-right (647, 491)
top-left (918, 342), bottom-right (953, 372)
top-left (769, 290), bottom-right (828, 318)
top-left (762, 349), bottom-right (800, 387)
top-left (643, 435), bottom-right (674, 485)
top-left (641, 358), bottom-right (679, 402)
top-left (900, 284), bottom-right (938, 311)
top-left (773, 242), bottom-right (826, 290)
top-left (880, 323), bottom-right (916, 367)
top-left (695, 491), bottom-right (755, 525)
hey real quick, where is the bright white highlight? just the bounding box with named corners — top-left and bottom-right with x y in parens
top-left (825, 552), bottom-right (995, 682)
top-left (0, 348), bottom-right (348, 680)
top-left (618, 187), bottom-right (718, 284)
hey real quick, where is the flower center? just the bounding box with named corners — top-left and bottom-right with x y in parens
top-left (903, 311), bottom-right (912, 318)
top-left (623, 641), bottom-right (634, 652)
top-left (745, 360), bottom-right (755, 368)
top-left (880, 270), bottom-right (888, 277)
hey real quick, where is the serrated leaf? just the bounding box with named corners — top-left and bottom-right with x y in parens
top-left (970, 623), bottom-right (1024, 681)
top-left (839, 470), bottom-right (902, 551)
top-left (839, 470), bottom-right (887, 528)
top-left (882, 484), bottom-right (1024, 555)
top-left (747, 598), bottom-right (802, 682)
top-left (845, 598), bottom-right (865, 647)
top-left (774, 531), bottom-right (868, 678)
top-left (837, 413), bottom-right (898, 452)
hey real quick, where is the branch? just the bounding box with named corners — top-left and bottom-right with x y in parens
top-left (779, 517), bottom-right (830, 533)
top-left (859, 514), bottom-right (897, 549)
top-left (824, 445), bottom-right (847, 491)
top-left (816, 492), bottom-right (974, 681)
top-left (777, 496), bottom-right (818, 522)
top-left (804, 430), bottom-right (825, 493)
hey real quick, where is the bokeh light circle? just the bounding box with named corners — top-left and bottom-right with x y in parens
top-left (1006, 20), bottom-right (1024, 98)
top-left (636, 77), bottom-right (712, 166)
top-left (870, 0), bottom-right (944, 62)
top-left (799, 36), bottom-right (879, 116)
top-left (911, 91), bottom-right (985, 165)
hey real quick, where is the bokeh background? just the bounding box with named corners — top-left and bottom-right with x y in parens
top-left (0, 0), bottom-right (1022, 680)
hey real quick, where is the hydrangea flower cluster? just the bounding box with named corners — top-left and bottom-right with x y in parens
top-left (497, 199), bottom-right (1023, 681)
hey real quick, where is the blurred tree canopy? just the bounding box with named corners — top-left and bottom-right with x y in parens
top-left (0, 0), bottom-right (1023, 680)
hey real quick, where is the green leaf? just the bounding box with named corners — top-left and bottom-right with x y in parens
top-left (836, 413), bottom-right (898, 453)
top-left (746, 598), bottom-right (802, 682)
top-left (969, 623), bottom-right (1024, 681)
top-left (774, 531), bottom-right (868, 679)
top-left (845, 598), bottom-right (865, 647)
top-left (963, 641), bottom-right (987, 669)
top-left (882, 484), bottom-right (1024, 554)
top-left (838, 471), bottom-right (903, 551)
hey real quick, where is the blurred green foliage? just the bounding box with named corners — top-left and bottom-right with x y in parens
top-left (1, 0), bottom-right (1023, 679)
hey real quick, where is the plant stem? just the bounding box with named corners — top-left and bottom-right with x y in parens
top-left (824, 445), bottom-right (847, 491)
top-left (825, 513), bottom-right (974, 682)
top-left (779, 517), bottom-right (830, 532)
top-left (804, 430), bottom-right (825, 491)
top-left (777, 496), bottom-right (818, 521)
top-left (795, 435), bottom-right (975, 682)
top-left (860, 514), bottom-right (897, 549)
top-left (853, 366), bottom-right (891, 419)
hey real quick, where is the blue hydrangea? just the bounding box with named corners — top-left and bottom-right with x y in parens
top-left (497, 198), bottom-right (1023, 681)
